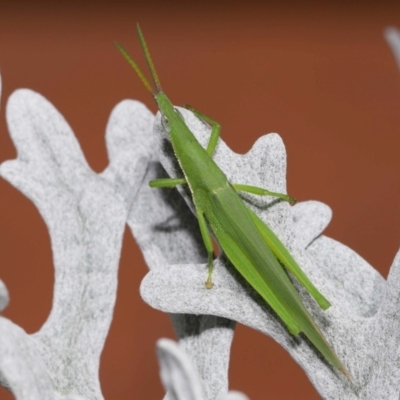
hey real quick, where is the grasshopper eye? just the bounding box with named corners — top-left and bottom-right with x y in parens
top-left (161, 115), bottom-right (170, 133)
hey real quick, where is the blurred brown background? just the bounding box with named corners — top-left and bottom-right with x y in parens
top-left (0, 1), bottom-right (400, 399)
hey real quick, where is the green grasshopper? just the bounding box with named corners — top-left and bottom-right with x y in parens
top-left (116, 25), bottom-right (350, 379)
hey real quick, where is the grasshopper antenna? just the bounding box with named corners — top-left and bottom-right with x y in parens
top-left (115, 41), bottom-right (155, 95)
top-left (136, 23), bottom-right (163, 93)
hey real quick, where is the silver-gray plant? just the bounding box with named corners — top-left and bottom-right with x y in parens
top-left (0, 28), bottom-right (399, 400)
top-left (0, 85), bottom-right (247, 400)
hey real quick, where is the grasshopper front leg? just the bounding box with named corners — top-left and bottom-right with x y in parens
top-left (183, 105), bottom-right (221, 156)
top-left (183, 105), bottom-right (296, 206)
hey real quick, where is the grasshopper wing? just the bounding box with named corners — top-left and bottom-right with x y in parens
top-left (195, 184), bottom-right (348, 375)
